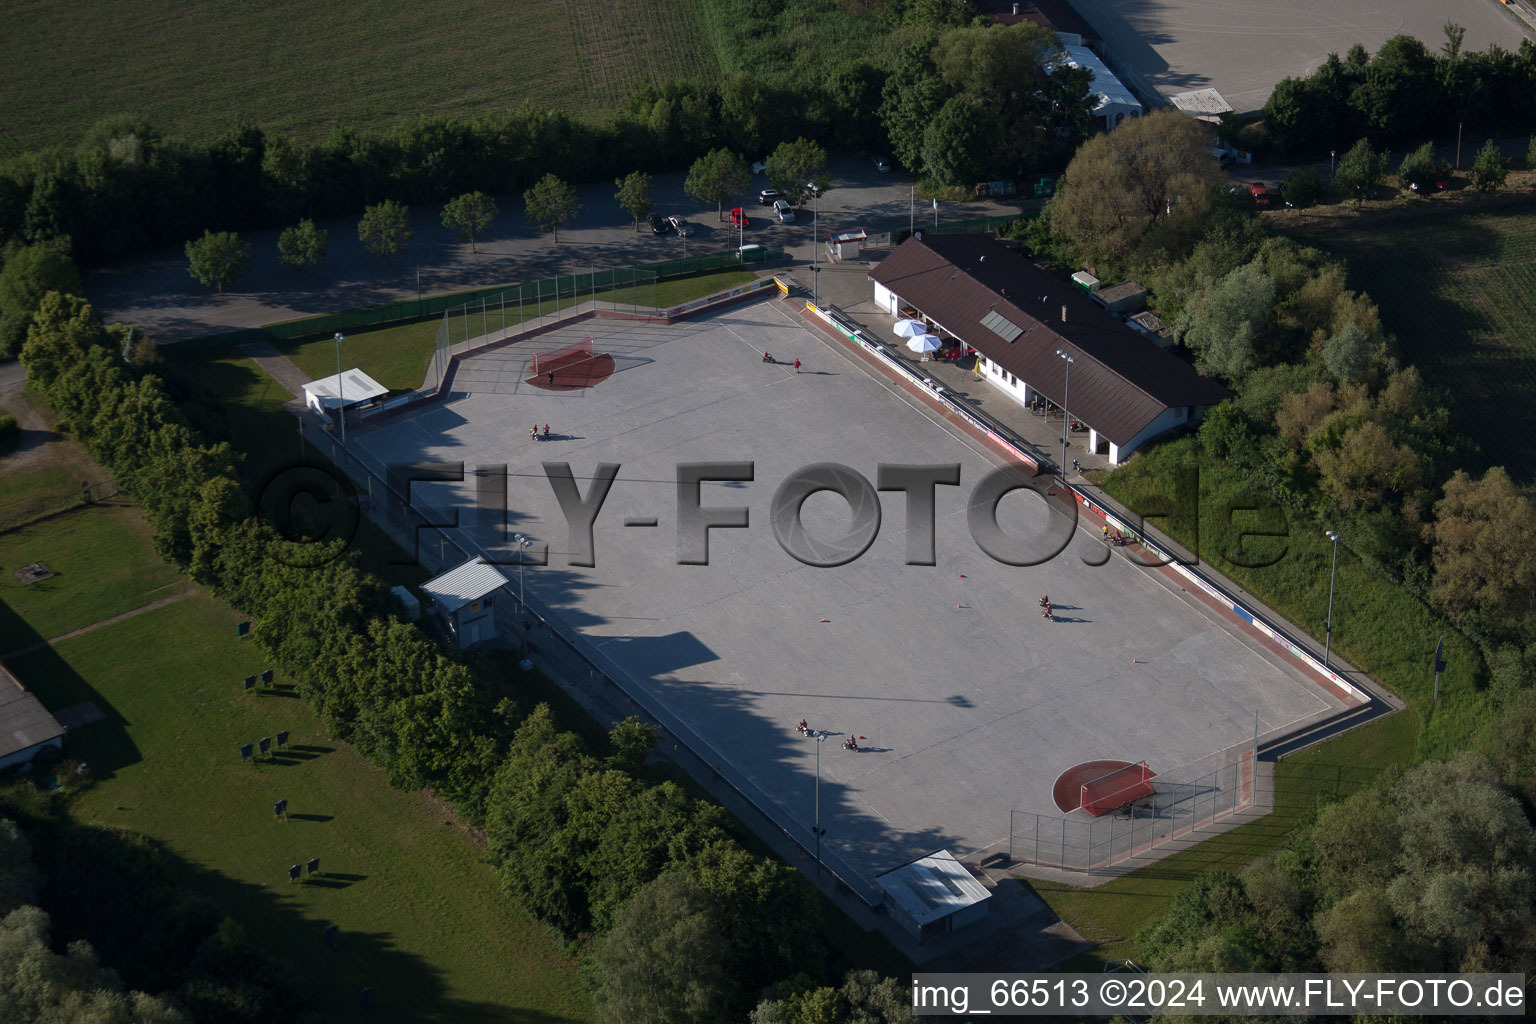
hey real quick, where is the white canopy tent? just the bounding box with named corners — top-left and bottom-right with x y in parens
top-left (302, 368), bottom-right (388, 416)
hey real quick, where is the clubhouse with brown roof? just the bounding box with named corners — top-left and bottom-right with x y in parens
top-left (869, 234), bottom-right (1231, 466)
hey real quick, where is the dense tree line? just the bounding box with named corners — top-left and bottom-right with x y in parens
top-left (1263, 29), bottom-right (1536, 155)
top-left (17, 293), bottom-right (875, 1021)
top-left (0, 14), bottom-right (1096, 277)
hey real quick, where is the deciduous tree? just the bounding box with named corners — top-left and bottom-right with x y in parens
top-left (683, 148), bottom-right (750, 221)
top-left (593, 872), bottom-right (728, 1024)
top-left (1335, 138), bottom-right (1386, 203)
top-left (1470, 138), bottom-right (1507, 192)
top-left (184, 230), bottom-right (250, 293)
top-left (1048, 110), bottom-right (1221, 266)
top-left (523, 173), bottom-right (582, 241)
top-left (357, 199), bottom-right (414, 260)
top-left (1430, 467), bottom-right (1536, 627)
top-left (276, 217), bottom-right (327, 270)
top-left (764, 137), bottom-right (828, 205)
top-left (614, 171), bottom-right (653, 232)
top-left (441, 190), bottom-right (498, 252)
top-left (1397, 141), bottom-right (1437, 192)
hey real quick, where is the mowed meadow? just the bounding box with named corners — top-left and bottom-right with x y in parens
top-left (0, 0), bottom-right (721, 151)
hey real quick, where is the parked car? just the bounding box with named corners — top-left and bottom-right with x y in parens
top-left (758, 188), bottom-right (781, 206)
top-left (668, 215), bottom-right (693, 236)
top-left (773, 199), bottom-right (794, 223)
top-left (1249, 183), bottom-right (1271, 209)
top-left (751, 159), bottom-right (767, 175)
top-left (871, 154), bottom-right (891, 172)
top-left (648, 213), bottom-right (669, 234)
top-left (729, 207), bottom-right (749, 228)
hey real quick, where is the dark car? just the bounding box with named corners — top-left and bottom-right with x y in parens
top-left (648, 213), bottom-right (669, 235)
top-left (758, 188), bottom-right (781, 206)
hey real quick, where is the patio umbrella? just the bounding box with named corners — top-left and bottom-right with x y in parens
top-left (906, 334), bottom-right (942, 354)
top-left (893, 319), bottom-right (926, 338)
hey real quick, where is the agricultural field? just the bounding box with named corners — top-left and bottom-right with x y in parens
top-left (1279, 191), bottom-right (1536, 483)
top-left (0, 0), bottom-right (720, 150)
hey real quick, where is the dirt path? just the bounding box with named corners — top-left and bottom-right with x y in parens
top-left (0, 590), bottom-right (198, 660)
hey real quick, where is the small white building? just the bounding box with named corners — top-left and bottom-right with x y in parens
top-left (876, 849), bottom-right (992, 942)
top-left (0, 664), bottom-right (65, 773)
top-left (1049, 45), bottom-right (1142, 131)
top-left (421, 558), bottom-right (509, 649)
top-left (302, 368), bottom-right (389, 426)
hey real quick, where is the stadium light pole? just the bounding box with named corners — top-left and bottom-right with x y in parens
top-left (333, 332), bottom-right (346, 444)
top-left (512, 532), bottom-right (534, 653)
top-left (812, 186), bottom-right (819, 307)
top-left (1324, 530), bottom-right (1340, 667)
top-left (1057, 349), bottom-right (1075, 480)
top-left (811, 729), bottom-right (828, 876)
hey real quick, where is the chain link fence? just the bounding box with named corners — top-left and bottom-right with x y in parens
top-left (1009, 740), bottom-right (1258, 873)
top-left (192, 247), bottom-right (784, 351)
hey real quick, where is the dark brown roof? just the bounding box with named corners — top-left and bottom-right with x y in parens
top-left (870, 235), bottom-right (1231, 446)
top-left (975, 0), bottom-right (1099, 43)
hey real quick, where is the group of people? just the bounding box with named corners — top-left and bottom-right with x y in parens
top-left (1100, 523), bottom-right (1128, 547)
top-left (797, 719), bottom-right (859, 750)
top-left (1040, 594), bottom-right (1054, 620)
top-left (530, 424), bottom-right (550, 441)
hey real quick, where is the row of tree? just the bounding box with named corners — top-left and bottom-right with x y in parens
top-left (1263, 27), bottom-right (1536, 155)
top-left (17, 293), bottom-right (909, 1023)
top-left (0, 78), bottom-right (810, 267)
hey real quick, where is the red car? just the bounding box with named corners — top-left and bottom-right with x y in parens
top-left (1250, 183), bottom-right (1271, 209)
top-left (730, 207), bottom-right (749, 228)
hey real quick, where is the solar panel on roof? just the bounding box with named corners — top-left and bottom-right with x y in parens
top-left (980, 309), bottom-right (1024, 342)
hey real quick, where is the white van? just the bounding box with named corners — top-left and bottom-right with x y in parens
top-left (737, 243), bottom-right (765, 262)
top-left (1204, 146), bottom-right (1233, 168)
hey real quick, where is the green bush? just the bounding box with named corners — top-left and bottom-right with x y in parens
top-left (0, 410), bottom-right (19, 453)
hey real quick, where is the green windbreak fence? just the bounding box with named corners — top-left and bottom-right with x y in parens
top-left (244, 246), bottom-right (784, 345)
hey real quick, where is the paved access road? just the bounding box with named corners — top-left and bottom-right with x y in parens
top-left (83, 155), bottom-right (1029, 343)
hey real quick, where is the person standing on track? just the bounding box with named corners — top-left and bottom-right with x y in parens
top-left (793, 358), bottom-right (801, 373)
top-left (546, 370), bottom-right (554, 385)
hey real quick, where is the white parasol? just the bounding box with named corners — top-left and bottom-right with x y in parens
top-left (906, 334), bottom-right (942, 354)
top-left (893, 319), bottom-right (927, 338)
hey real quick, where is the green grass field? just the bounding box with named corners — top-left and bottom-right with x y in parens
top-left (1098, 441), bottom-right (1485, 758)
top-left (6, 595), bottom-right (591, 1024)
top-left (1278, 191), bottom-right (1536, 482)
top-left (1033, 709), bottom-right (1420, 962)
top-left (0, 0), bottom-right (721, 150)
top-left (0, 503), bottom-right (186, 655)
